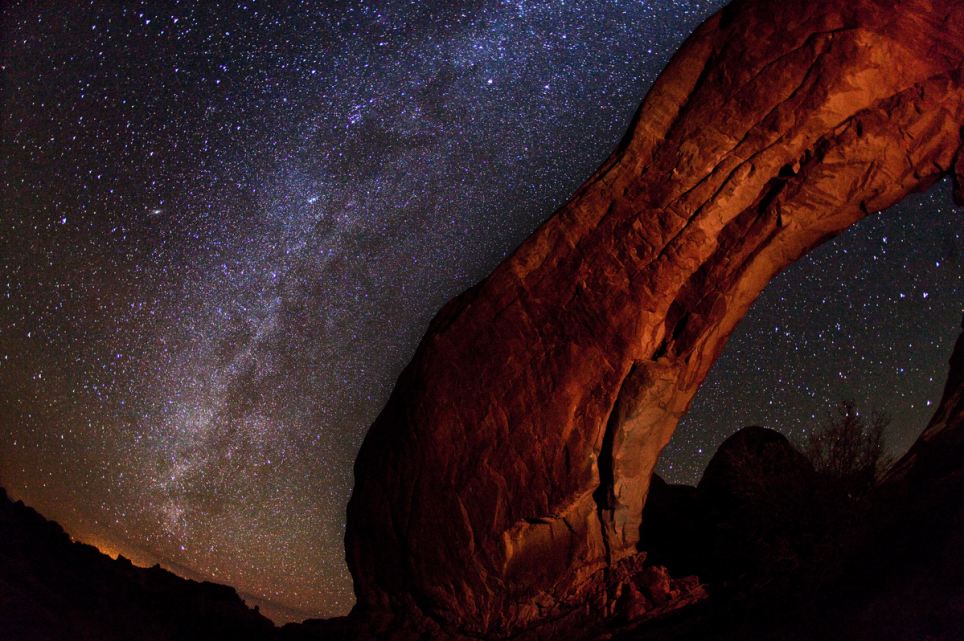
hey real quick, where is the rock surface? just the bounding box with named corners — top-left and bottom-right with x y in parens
top-left (883, 315), bottom-right (964, 495)
top-left (620, 322), bottom-right (964, 641)
top-left (345, 0), bottom-right (964, 637)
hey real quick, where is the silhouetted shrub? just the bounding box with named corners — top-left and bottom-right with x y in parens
top-left (804, 400), bottom-right (891, 498)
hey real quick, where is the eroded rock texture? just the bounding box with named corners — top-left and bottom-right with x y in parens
top-left (345, 0), bottom-right (964, 637)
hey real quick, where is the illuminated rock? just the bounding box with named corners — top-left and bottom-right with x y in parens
top-left (345, 0), bottom-right (964, 637)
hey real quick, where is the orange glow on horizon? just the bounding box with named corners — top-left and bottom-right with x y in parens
top-left (69, 533), bottom-right (154, 568)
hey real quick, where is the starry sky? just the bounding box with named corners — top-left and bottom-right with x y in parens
top-left (1, 0), bottom-right (960, 625)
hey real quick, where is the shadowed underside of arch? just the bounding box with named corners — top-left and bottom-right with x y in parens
top-left (345, 0), bottom-right (964, 637)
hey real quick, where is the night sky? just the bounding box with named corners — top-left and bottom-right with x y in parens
top-left (1, 0), bottom-right (960, 625)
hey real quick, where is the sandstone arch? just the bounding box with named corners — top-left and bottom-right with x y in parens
top-left (345, 0), bottom-right (964, 637)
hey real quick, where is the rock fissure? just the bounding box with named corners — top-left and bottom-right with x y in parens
top-left (592, 366), bottom-right (633, 566)
top-left (344, 0), bottom-right (964, 637)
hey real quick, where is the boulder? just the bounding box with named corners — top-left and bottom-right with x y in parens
top-left (695, 427), bottom-right (818, 591)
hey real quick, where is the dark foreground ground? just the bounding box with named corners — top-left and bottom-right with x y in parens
top-left (2, 418), bottom-right (962, 641)
top-left (5, 321), bottom-right (964, 638)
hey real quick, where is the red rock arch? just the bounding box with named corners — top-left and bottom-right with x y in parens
top-left (345, 0), bottom-right (963, 637)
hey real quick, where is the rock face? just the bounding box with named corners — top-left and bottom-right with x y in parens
top-left (883, 315), bottom-right (964, 495)
top-left (345, 0), bottom-right (964, 637)
top-left (630, 324), bottom-right (964, 641)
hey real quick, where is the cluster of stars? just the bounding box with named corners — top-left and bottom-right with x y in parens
top-left (1, 0), bottom-right (959, 625)
top-left (663, 189), bottom-right (961, 482)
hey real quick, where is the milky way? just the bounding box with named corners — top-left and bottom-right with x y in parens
top-left (1, 0), bottom-right (960, 624)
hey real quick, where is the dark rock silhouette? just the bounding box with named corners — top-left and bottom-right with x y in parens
top-left (345, 0), bottom-right (964, 636)
top-left (642, 427), bottom-right (820, 594)
top-left (0, 488), bottom-right (275, 641)
top-left (2, 321), bottom-right (962, 641)
top-left (696, 427), bottom-right (818, 591)
top-left (884, 317), bottom-right (964, 497)
top-left (636, 475), bottom-right (700, 577)
top-left (3, 0), bottom-right (962, 638)
top-left (628, 323), bottom-right (964, 641)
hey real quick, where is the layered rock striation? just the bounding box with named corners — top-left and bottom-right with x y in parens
top-left (345, 0), bottom-right (964, 637)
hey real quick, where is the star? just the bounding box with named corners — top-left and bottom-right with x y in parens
top-left (1, 0), bottom-right (959, 625)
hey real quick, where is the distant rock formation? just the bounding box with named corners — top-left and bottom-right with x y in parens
top-left (634, 326), bottom-right (964, 641)
top-left (641, 427), bottom-right (819, 592)
top-left (345, 0), bottom-right (964, 637)
top-left (0, 488), bottom-right (274, 641)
